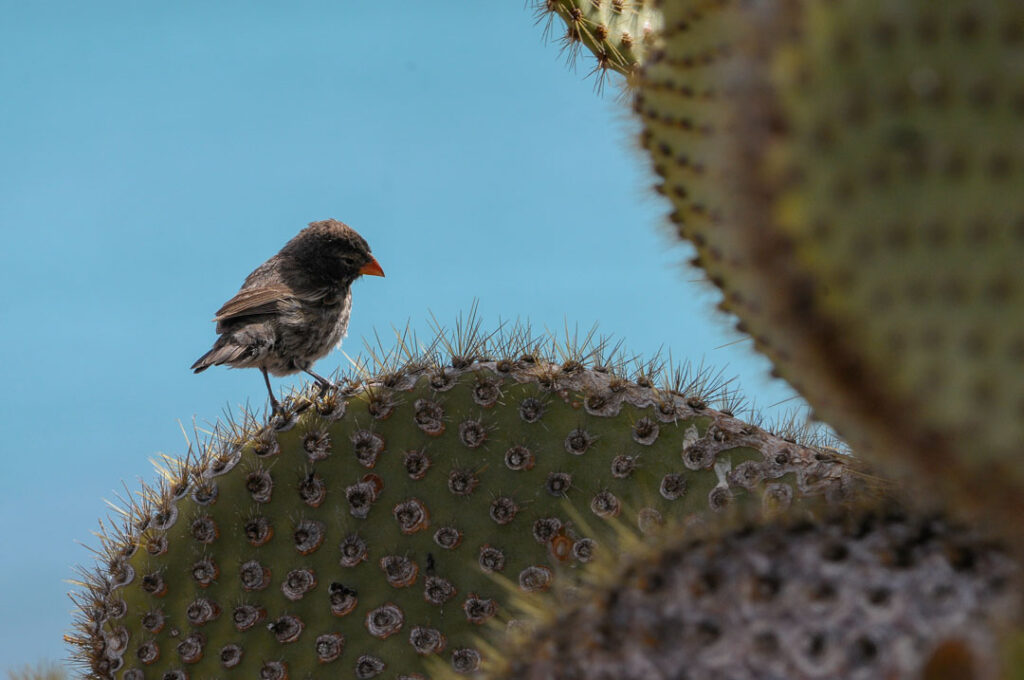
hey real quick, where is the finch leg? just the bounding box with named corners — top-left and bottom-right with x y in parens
top-left (304, 368), bottom-right (335, 393)
top-left (261, 367), bottom-right (281, 413)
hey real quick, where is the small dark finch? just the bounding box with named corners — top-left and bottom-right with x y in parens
top-left (191, 219), bottom-right (384, 412)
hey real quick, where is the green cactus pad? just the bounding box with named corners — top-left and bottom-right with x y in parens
top-left (484, 505), bottom-right (1020, 680)
top-left (534, 0), bottom-right (664, 83)
top-left (637, 0), bottom-right (1024, 525)
top-left (67, 327), bottom-right (867, 679)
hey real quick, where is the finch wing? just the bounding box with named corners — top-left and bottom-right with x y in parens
top-left (213, 285), bottom-right (294, 325)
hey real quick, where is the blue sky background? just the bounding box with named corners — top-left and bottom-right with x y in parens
top-left (0, 2), bottom-right (804, 669)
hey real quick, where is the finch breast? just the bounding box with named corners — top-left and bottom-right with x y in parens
top-left (266, 290), bottom-right (353, 376)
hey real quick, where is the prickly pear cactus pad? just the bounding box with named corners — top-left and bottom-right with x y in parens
top-left (637, 0), bottom-right (1024, 522)
top-left (67, 327), bottom-right (867, 679)
top-left (484, 506), bottom-right (1021, 680)
top-left (534, 0), bottom-right (664, 83)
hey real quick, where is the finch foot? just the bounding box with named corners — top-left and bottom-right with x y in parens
top-left (261, 367), bottom-right (283, 415)
top-left (304, 368), bottom-right (337, 394)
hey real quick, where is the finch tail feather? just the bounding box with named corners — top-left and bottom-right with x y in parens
top-left (191, 350), bottom-right (216, 373)
top-left (191, 340), bottom-right (248, 373)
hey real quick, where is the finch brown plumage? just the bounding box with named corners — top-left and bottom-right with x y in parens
top-left (191, 219), bottom-right (384, 412)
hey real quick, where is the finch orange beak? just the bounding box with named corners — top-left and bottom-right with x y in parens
top-left (359, 256), bottom-right (385, 277)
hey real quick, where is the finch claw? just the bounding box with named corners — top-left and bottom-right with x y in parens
top-left (303, 368), bottom-right (336, 394)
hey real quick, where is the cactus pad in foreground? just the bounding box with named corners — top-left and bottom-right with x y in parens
top-left (485, 506), bottom-right (1020, 680)
top-left (637, 0), bottom-right (1024, 527)
top-left (67, 325), bottom-right (866, 679)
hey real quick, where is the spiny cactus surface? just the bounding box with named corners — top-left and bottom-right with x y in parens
top-left (67, 326), bottom-right (865, 679)
top-left (485, 506), bottom-right (1020, 680)
top-left (534, 0), bottom-right (663, 83)
top-left (636, 0), bottom-right (1024, 526)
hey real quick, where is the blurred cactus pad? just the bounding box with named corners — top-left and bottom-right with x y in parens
top-left (485, 506), bottom-right (1020, 680)
top-left (7, 661), bottom-right (70, 680)
top-left (68, 322), bottom-right (872, 679)
top-left (618, 0), bottom-right (1024, 526)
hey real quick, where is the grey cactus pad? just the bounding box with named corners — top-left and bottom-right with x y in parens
top-left (492, 508), bottom-right (1020, 680)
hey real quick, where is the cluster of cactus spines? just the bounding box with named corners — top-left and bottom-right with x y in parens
top-left (632, 0), bottom-right (1024, 531)
top-left (66, 321), bottom-right (869, 679)
top-left (481, 504), bottom-right (1020, 680)
top-left (533, 0), bottom-right (663, 85)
